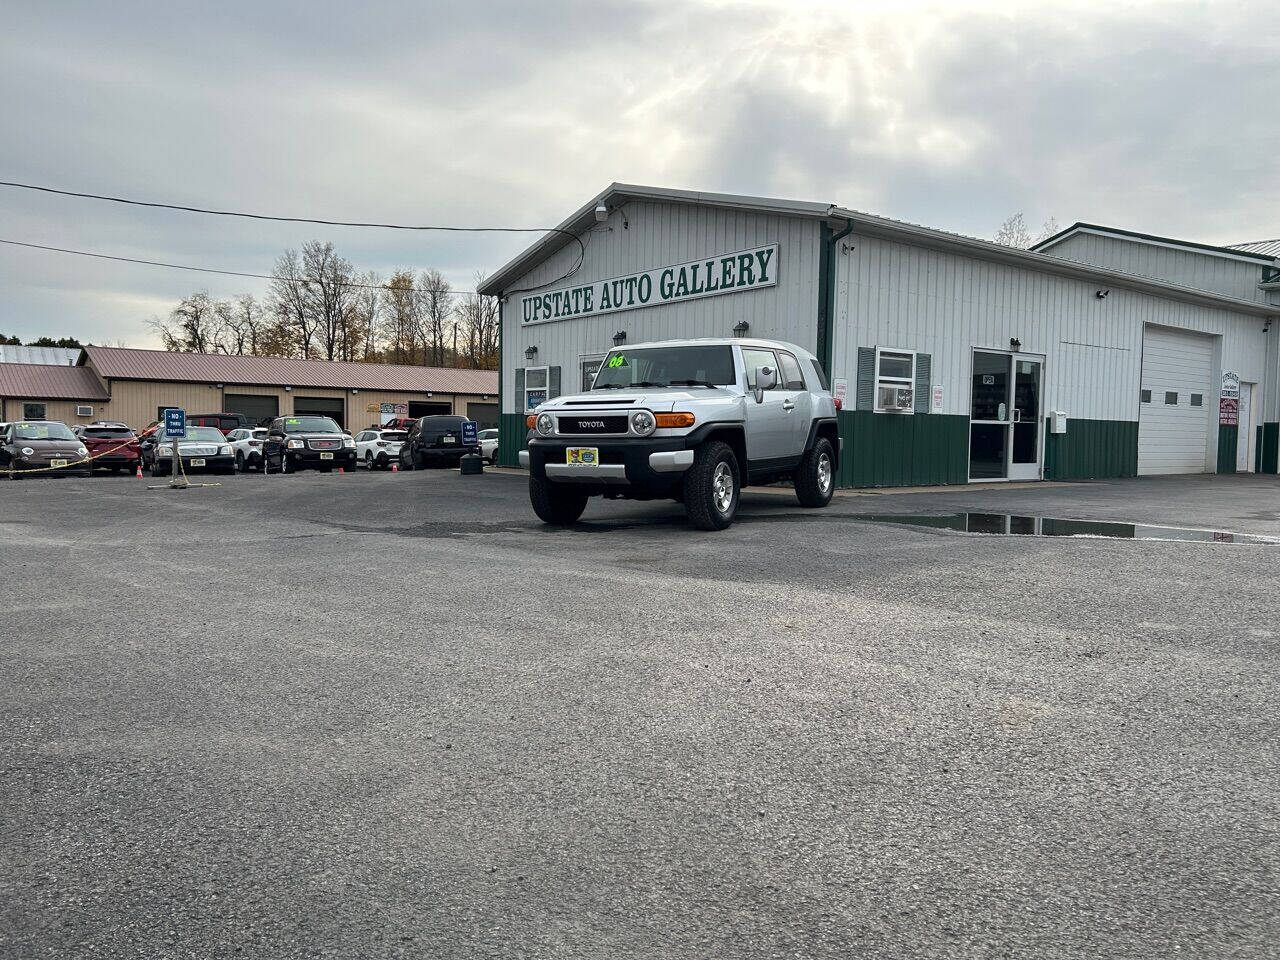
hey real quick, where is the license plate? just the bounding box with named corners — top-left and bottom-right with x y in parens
top-left (190, 458), bottom-right (206, 467)
top-left (50, 458), bottom-right (68, 468)
top-left (442, 436), bottom-right (457, 444)
top-left (320, 452), bottom-right (335, 460)
top-left (566, 447), bottom-right (599, 465)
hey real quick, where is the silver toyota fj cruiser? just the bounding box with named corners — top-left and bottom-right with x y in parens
top-left (519, 337), bottom-right (840, 530)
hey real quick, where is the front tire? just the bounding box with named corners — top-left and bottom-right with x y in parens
top-left (683, 440), bottom-right (740, 530)
top-left (794, 437), bottom-right (835, 508)
top-left (235, 452), bottom-right (246, 473)
top-left (366, 452), bottom-right (375, 470)
top-left (529, 474), bottom-right (588, 525)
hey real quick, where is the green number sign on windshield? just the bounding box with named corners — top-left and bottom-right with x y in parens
top-left (607, 354), bottom-right (627, 368)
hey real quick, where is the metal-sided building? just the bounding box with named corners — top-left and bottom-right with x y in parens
top-left (480, 184), bottom-right (1279, 485)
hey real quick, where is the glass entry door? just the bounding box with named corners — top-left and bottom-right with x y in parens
top-left (969, 351), bottom-right (1043, 481)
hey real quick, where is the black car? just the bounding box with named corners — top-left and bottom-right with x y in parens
top-left (398, 415), bottom-right (480, 469)
top-left (262, 415), bottom-right (357, 473)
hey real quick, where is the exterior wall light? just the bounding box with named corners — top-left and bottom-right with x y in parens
top-left (613, 331), bottom-right (627, 346)
top-left (1010, 337), bottom-right (1022, 350)
top-left (733, 321), bottom-right (750, 337)
top-left (524, 345), bottom-right (538, 362)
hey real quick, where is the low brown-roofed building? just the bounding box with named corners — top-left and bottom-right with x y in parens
top-left (0, 362), bottom-right (111, 424)
top-left (3, 346), bottom-right (498, 431)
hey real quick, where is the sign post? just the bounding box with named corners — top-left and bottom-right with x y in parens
top-left (162, 407), bottom-right (188, 489)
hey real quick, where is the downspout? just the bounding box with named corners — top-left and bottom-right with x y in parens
top-left (818, 215), bottom-right (855, 378)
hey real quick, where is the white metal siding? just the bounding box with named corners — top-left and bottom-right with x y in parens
top-left (1138, 326), bottom-right (1213, 475)
top-left (1044, 232), bottom-right (1273, 306)
top-left (500, 201), bottom-right (821, 412)
top-left (830, 233), bottom-right (1269, 432)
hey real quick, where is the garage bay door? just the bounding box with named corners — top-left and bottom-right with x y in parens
top-left (224, 393), bottom-right (279, 426)
top-left (1138, 326), bottom-right (1212, 475)
top-left (293, 396), bottom-right (346, 428)
top-left (466, 402), bottom-right (498, 428)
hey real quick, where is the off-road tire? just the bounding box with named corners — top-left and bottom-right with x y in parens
top-left (794, 437), bottom-right (835, 508)
top-left (682, 440), bottom-right (740, 531)
top-left (529, 474), bottom-right (588, 525)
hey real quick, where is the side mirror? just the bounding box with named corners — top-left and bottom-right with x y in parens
top-left (752, 365), bottom-right (777, 404)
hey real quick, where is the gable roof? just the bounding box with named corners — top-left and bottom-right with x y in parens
top-left (1229, 239), bottom-right (1280, 259)
top-left (0, 345), bottom-right (81, 366)
top-left (1032, 222), bottom-right (1276, 264)
top-left (82, 346), bottom-right (497, 395)
top-left (0, 362), bottom-right (110, 400)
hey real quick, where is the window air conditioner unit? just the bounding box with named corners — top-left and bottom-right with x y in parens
top-left (76, 405), bottom-right (94, 417)
top-left (877, 385), bottom-right (914, 411)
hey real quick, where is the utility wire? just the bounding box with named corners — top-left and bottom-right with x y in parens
top-left (0, 178), bottom-right (587, 292)
top-left (0, 237), bottom-right (481, 295)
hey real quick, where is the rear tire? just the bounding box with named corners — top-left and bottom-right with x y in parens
top-left (794, 437), bottom-right (835, 508)
top-left (683, 440), bottom-right (740, 530)
top-left (235, 452), bottom-right (245, 473)
top-left (529, 474), bottom-right (588, 525)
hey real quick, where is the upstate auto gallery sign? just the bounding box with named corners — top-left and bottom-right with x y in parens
top-left (520, 243), bottom-right (779, 325)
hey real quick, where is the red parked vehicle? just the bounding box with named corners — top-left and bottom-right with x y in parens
top-left (72, 422), bottom-right (142, 473)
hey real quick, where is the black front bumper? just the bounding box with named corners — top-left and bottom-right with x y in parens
top-left (286, 449), bottom-right (357, 470)
top-left (155, 455), bottom-right (236, 474)
top-left (527, 433), bottom-right (700, 492)
top-left (421, 445), bottom-right (480, 463)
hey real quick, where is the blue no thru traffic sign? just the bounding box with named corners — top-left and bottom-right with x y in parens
top-left (163, 408), bottom-right (186, 439)
top-left (462, 420), bottom-right (478, 445)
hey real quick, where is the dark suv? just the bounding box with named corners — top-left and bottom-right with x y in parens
top-left (262, 415), bottom-right (356, 473)
top-left (398, 415), bottom-right (480, 469)
top-left (189, 413), bottom-right (254, 436)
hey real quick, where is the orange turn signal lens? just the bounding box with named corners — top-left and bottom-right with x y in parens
top-left (526, 415), bottom-right (537, 429)
top-left (655, 412), bottom-right (696, 429)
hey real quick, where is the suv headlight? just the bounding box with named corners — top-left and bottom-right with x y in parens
top-left (535, 412), bottom-right (555, 437)
top-left (343, 437), bottom-right (355, 448)
top-left (286, 439), bottom-right (305, 449)
top-left (630, 410), bottom-right (656, 436)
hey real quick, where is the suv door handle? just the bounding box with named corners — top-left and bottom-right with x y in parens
top-left (782, 399), bottom-right (795, 411)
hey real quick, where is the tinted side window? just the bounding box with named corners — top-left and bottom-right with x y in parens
top-left (741, 349), bottom-right (780, 390)
top-left (778, 352), bottom-right (806, 390)
top-left (809, 359), bottom-right (830, 391)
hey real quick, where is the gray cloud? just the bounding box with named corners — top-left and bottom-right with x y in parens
top-left (0, 0), bottom-right (1275, 345)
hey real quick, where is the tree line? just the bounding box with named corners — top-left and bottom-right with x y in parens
top-left (0, 334), bottom-right (84, 348)
top-left (148, 240), bottom-right (500, 369)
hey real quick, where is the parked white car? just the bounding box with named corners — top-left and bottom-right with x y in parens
top-left (354, 428), bottom-right (408, 469)
top-left (227, 427), bottom-right (269, 471)
top-left (477, 427), bottom-right (499, 463)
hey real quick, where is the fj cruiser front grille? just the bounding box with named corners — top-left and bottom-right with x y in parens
top-left (557, 415), bottom-right (630, 435)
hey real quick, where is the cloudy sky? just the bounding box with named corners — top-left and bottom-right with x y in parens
top-left (1, 0), bottom-right (1275, 347)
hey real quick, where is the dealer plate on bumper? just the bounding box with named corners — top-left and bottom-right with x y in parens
top-left (320, 452), bottom-right (334, 460)
top-left (566, 447), bottom-right (599, 465)
top-left (50, 458), bottom-right (68, 468)
top-left (190, 458), bottom-right (206, 467)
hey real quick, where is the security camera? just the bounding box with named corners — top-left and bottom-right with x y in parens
top-left (1095, 289), bottom-right (1110, 299)
top-left (594, 202), bottom-right (609, 222)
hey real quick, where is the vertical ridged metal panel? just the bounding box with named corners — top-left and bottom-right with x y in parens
top-left (1045, 232), bottom-right (1273, 305)
top-left (831, 233), bottom-right (1271, 434)
top-left (498, 201), bottom-right (821, 413)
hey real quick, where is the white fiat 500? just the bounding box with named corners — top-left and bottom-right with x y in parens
top-left (354, 428), bottom-right (408, 469)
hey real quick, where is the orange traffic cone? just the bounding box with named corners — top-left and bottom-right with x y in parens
top-left (338, 466), bottom-right (345, 474)
top-left (391, 461), bottom-right (399, 473)
top-left (135, 463), bottom-right (143, 478)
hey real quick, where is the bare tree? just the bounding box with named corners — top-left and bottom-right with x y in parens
top-left (419, 269), bottom-right (453, 367)
top-left (456, 271), bottom-right (500, 369)
top-left (269, 249), bottom-right (315, 358)
top-left (149, 292), bottom-right (224, 352)
top-left (995, 212), bottom-right (1060, 250)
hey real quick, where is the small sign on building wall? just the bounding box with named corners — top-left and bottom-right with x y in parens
top-left (832, 378), bottom-right (848, 409)
top-left (1219, 397), bottom-right (1239, 426)
top-left (1221, 371), bottom-right (1240, 399)
top-left (931, 385), bottom-right (944, 413)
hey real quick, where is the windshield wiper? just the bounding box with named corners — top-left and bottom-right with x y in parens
top-left (629, 381), bottom-right (665, 388)
top-left (668, 379), bottom-right (718, 388)
top-left (593, 383), bottom-right (626, 389)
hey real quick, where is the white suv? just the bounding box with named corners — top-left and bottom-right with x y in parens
top-left (227, 427), bottom-right (269, 471)
top-left (354, 428), bottom-right (408, 470)
top-left (520, 337), bottom-right (839, 530)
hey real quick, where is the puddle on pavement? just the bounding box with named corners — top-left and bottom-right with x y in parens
top-left (858, 512), bottom-right (1278, 544)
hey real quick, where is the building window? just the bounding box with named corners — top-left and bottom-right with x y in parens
top-left (22, 402), bottom-right (46, 419)
top-left (1165, 391), bottom-right (1178, 405)
top-left (581, 355), bottom-right (606, 391)
top-left (524, 366), bottom-right (549, 411)
top-left (1141, 389), bottom-right (1152, 404)
top-left (875, 347), bottom-right (916, 412)
top-left (1190, 394), bottom-right (1203, 407)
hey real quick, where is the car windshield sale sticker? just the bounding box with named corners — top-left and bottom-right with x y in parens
top-left (520, 244), bottom-right (779, 325)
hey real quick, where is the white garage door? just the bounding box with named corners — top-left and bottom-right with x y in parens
top-left (1138, 325), bottom-right (1213, 475)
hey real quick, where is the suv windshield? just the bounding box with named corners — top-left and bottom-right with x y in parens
top-left (592, 345), bottom-right (736, 389)
top-left (281, 416), bottom-right (340, 434)
top-left (13, 421), bottom-right (77, 441)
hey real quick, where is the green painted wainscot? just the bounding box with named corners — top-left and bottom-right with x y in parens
top-left (1261, 423), bottom-right (1279, 475)
top-left (1216, 425), bottom-right (1239, 474)
top-left (497, 413), bottom-right (529, 468)
top-left (1043, 418), bottom-right (1138, 481)
top-left (835, 411), bottom-right (970, 488)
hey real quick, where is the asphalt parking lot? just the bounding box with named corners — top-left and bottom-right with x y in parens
top-left (2, 467), bottom-right (1278, 959)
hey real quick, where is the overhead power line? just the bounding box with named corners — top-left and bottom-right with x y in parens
top-left (0, 178), bottom-right (587, 292)
top-left (0, 237), bottom-right (482, 295)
